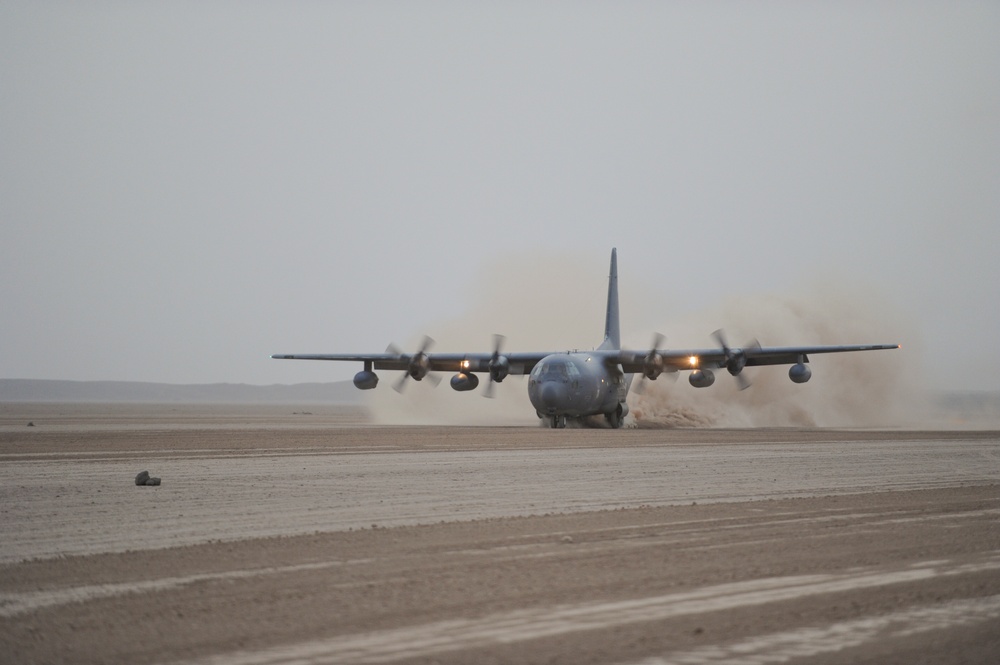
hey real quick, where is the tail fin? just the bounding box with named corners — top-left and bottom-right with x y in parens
top-left (600, 248), bottom-right (621, 350)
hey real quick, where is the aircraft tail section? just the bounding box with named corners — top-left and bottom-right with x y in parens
top-left (600, 248), bottom-right (621, 351)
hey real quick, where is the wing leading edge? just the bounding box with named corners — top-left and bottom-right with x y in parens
top-left (270, 352), bottom-right (554, 375)
top-left (615, 343), bottom-right (900, 373)
top-left (273, 343), bottom-right (898, 377)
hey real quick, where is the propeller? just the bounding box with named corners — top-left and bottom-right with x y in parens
top-left (711, 329), bottom-right (759, 391)
top-left (483, 334), bottom-right (508, 399)
top-left (633, 332), bottom-right (671, 395)
top-left (390, 336), bottom-right (440, 392)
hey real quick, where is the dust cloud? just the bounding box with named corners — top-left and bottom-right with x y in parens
top-left (367, 255), bottom-right (917, 428)
top-left (628, 285), bottom-right (918, 428)
top-left (367, 253), bottom-right (611, 427)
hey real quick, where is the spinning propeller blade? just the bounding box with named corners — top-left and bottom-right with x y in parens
top-left (483, 334), bottom-right (507, 399)
top-left (712, 329), bottom-right (758, 391)
top-left (390, 336), bottom-right (437, 393)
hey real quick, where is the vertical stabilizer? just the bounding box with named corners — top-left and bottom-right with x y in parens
top-left (600, 248), bottom-right (621, 350)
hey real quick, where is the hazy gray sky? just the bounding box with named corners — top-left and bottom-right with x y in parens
top-left (2, 3), bottom-right (998, 390)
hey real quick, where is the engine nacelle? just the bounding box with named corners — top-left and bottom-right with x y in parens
top-left (489, 356), bottom-right (510, 383)
top-left (726, 353), bottom-right (747, 376)
top-left (643, 351), bottom-right (664, 380)
top-left (407, 353), bottom-right (431, 381)
top-left (689, 369), bottom-right (715, 388)
top-left (353, 370), bottom-right (379, 390)
top-left (450, 372), bottom-right (480, 392)
top-left (789, 363), bottom-right (812, 384)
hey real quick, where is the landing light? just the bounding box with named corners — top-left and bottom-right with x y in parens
top-left (460, 359), bottom-right (470, 369)
top-left (689, 356), bottom-right (699, 367)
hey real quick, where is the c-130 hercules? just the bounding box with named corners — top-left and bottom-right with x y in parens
top-left (273, 249), bottom-right (899, 428)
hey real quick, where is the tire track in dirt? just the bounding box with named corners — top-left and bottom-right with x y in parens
top-left (173, 554), bottom-right (1000, 665)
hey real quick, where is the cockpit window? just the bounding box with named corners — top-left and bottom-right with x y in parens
top-left (534, 359), bottom-right (580, 380)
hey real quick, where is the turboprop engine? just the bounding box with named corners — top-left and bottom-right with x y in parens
top-left (689, 369), bottom-right (715, 388)
top-left (387, 336), bottom-right (440, 392)
top-left (489, 355), bottom-right (509, 383)
top-left (483, 334), bottom-right (508, 399)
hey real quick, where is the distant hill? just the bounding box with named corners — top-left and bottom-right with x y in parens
top-left (0, 379), bottom-right (362, 404)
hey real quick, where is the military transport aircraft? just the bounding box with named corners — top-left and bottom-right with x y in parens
top-left (273, 249), bottom-right (899, 428)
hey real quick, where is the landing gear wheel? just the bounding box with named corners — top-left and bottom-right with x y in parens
top-left (550, 415), bottom-right (566, 429)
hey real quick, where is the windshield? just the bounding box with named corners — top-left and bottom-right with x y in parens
top-left (533, 358), bottom-right (580, 380)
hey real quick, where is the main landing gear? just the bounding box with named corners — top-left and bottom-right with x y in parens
top-left (604, 403), bottom-right (626, 429)
top-left (549, 415), bottom-right (567, 429)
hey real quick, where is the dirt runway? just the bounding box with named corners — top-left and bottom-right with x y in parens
top-left (1, 404), bottom-right (999, 664)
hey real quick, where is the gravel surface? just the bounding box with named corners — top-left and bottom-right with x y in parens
top-left (1, 404), bottom-right (998, 664)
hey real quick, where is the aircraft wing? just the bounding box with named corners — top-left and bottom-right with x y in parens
top-left (615, 343), bottom-right (900, 373)
top-left (275, 343), bottom-right (899, 375)
top-left (271, 352), bottom-right (555, 375)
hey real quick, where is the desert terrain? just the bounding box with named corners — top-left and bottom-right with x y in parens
top-left (1, 402), bottom-right (999, 664)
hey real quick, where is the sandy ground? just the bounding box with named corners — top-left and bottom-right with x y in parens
top-left (1, 403), bottom-right (999, 664)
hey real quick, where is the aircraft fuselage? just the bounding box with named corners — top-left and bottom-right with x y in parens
top-left (526, 352), bottom-right (628, 428)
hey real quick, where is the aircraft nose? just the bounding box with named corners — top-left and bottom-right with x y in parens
top-left (540, 381), bottom-right (565, 410)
